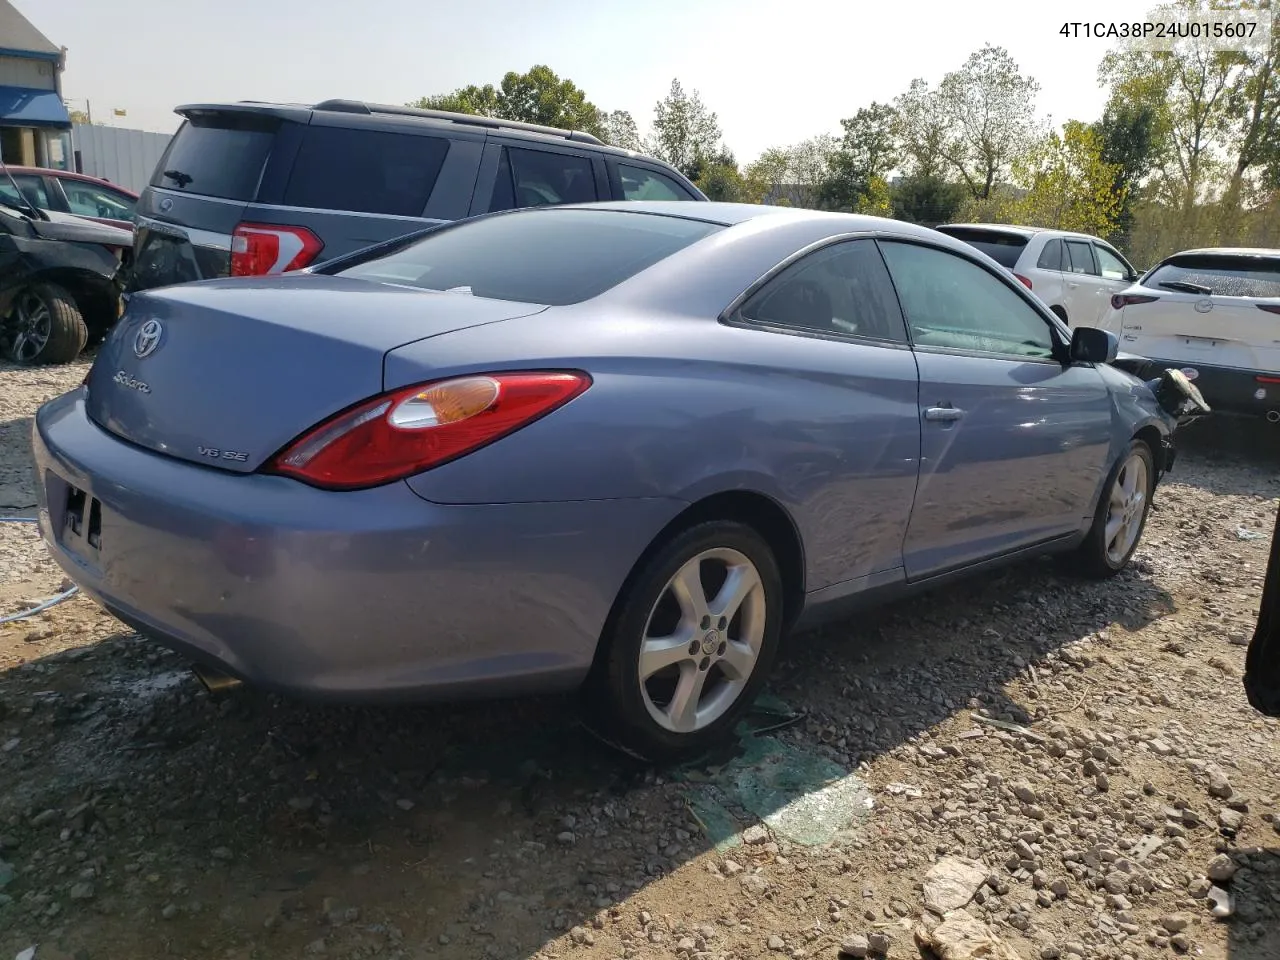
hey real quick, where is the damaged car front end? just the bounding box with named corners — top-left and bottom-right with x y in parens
top-left (0, 200), bottom-right (132, 365)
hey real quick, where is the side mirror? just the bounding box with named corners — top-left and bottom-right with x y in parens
top-left (1070, 326), bottom-right (1119, 365)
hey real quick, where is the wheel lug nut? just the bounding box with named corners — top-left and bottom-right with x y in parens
top-left (700, 615), bottom-right (711, 630)
top-left (699, 656), bottom-right (710, 671)
top-left (688, 641), bottom-right (700, 654)
top-left (717, 641), bottom-right (727, 656)
top-left (717, 616), bottom-right (728, 630)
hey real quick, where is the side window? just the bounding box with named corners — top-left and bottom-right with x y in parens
top-left (489, 147), bottom-right (597, 212)
top-left (62, 181), bottom-right (136, 221)
top-left (1094, 244), bottom-right (1131, 281)
top-left (618, 164), bottom-right (694, 201)
top-left (737, 239), bottom-right (907, 343)
top-left (283, 126), bottom-right (450, 216)
top-left (0, 174), bottom-right (50, 210)
top-left (878, 241), bottom-right (1057, 360)
top-left (1036, 238), bottom-right (1064, 271)
top-left (1065, 240), bottom-right (1099, 276)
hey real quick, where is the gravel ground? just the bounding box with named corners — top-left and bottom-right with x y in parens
top-left (1, 356), bottom-right (1278, 960)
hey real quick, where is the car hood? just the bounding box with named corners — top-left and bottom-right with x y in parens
top-left (31, 209), bottom-right (134, 247)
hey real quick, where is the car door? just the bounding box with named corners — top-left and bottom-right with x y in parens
top-left (1032, 237), bottom-right (1070, 319)
top-left (1092, 242), bottom-right (1140, 320)
top-left (471, 141), bottom-right (608, 214)
top-left (877, 239), bottom-right (1114, 581)
top-left (1062, 239), bottom-right (1112, 326)
top-left (55, 178), bottom-right (137, 228)
top-left (728, 237), bottom-right (922, 588)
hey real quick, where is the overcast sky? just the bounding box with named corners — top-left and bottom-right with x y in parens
top-left (27, 0), bottom-right (1167, 162)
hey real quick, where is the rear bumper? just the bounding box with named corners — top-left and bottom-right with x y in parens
top-left (33, 390), bottom-right (684, 701)
top-left (1141, 357), bottom-right (1279, 420)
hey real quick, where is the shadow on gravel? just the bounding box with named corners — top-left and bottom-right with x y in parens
top-left (0, 552), bottom-right (1178, 959)
top-left (1224, 847), bottom-right (1280, 960)
top-left (1173, 418), bottom-right (1280, 499)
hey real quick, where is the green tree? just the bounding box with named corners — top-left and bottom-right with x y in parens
top-left (650, 79), bottom-right (722, 179)
top-left (694, 150), bottom-right (745, 201)
top-left (936, 45), bottom-right (1042, 199)
top-left (890, 173), bottom-right (966, 225)
top-left (600, 110), bottom-right (643, 151)
top-left (820, 103), bottom-right (899, 212)
top-left (892, 79), bottom-right (949, 178)
top-left (412, 65), bottom-right (603, 138)
top-left (1092, 95), bottom-right (1161, 244)
top-left (413, 85), bottom-right (501, 117)
top-left (1010, 121), bottom-right (1124, 237)
top-left (1219, 2), bottom-right (1279, 237)
top-left (742, 147), bottom-right (793, 203)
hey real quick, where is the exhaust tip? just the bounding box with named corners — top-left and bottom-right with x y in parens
top-left (191, 662), bottom-right (244, 695)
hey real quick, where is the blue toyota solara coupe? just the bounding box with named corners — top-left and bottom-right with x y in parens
top-left (32, 202), bottom-right (1207, 761)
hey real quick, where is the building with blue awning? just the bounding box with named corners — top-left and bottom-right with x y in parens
top-left (0, 0), bottom-right (71, 170)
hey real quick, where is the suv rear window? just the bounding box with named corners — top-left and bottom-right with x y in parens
top-left (152, 113), bottom-right (277, 201)
top-left (1145, 254), bottom-right (1280, 299)
top-left (334, 208), bottom-right (721, 305)
top-left (935, 228), bottom-right (1028, 268)
top-left (283, 126), bottom-right (450, 217)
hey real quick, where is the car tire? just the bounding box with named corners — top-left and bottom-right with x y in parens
top-left (7, 283), bottom-right (88, 365)
top-left (1064, 439), bottom-right (1155, 579)
top-left (583, 520), bottom-right (784, 764)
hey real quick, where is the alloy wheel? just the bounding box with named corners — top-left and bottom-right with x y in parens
top-left (637, 547), bottom-right (767, 734)
top-left (1104, 452), bottom-right (1149, 565)
top-left (10, 290), bottom-right (52, 363)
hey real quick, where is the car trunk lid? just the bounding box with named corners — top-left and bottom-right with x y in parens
top-left (1117, 290), bottom-right (1280, 374)
top-left (86, 274), bottom-right (545, 472)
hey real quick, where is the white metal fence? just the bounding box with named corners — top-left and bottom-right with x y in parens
top-left (70, 123), bottom-right (171, 193)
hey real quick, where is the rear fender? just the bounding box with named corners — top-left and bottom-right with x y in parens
top-left (0, 264), bottom-right (120, 330)
top-left (1244, 503), bottom-right (1280, 717)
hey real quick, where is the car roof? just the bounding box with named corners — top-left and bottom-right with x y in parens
top-left (174, 99), bottom-right (669, 163)
top-left (572, 200), bottom-right (950, 238)
top-left (2, 165), bottom-right (139, 197)
top-left (1164, 247), bottom-right (1280, 260)
top-left (939, 223), bottom-right (1106, 243)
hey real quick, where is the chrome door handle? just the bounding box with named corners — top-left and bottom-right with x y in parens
top-left (924, 406), bottom-right (965, 422)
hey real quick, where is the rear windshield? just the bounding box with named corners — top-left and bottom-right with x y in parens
top-left (1145, 254), bottom-right (1280, 299)
top-left (334, 208), bottom-right (722, 305)
top-left (935, 228), bottom-right (1029, 268)
top-left (283, 126), bottom-right (450, 217)
top-left (152, 113), bottom-right (277, 201)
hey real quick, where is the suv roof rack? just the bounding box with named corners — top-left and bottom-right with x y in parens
top-left (312, 99), bottom-right (606, 146)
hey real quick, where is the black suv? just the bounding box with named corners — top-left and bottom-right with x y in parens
top-left (125, 99), bottom-right (707, 294)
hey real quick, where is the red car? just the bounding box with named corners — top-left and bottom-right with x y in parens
top-left (0, 165), bottom-right (138, 231)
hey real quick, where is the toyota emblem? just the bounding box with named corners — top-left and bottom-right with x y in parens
top-left (158, 197), bottom-right (173, 213)
top-left (1194, 298), bottom-right (1214, 314)
top-left (133, 319), bottom-right (164, 359)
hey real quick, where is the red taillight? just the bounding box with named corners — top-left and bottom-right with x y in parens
top-left (1257, 375), bottom-right (1280, 384)
top-left (1258, 304), bottom-right (1280, 315)
top-left (230, 223), bottom-right (324, 277)
top-left (1111, 294), bottom-right (1160, 310)
top-left (265, 371), bottom-right (592, 490)
top-left (1013, 273), bottom-right (1033, 290)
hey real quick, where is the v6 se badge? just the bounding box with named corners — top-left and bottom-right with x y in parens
top-left (198, 446), bottom-right (249, 463)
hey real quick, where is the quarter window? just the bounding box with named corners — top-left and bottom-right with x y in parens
top-left (738, 239), bottom-right (907, 343)
top-left (1036, 238), bottom-right (1064, 271)
top-left (618, 164), bottom-right (694, 201)
top-left (1094, 244), bottom-right (1131, 281)
top-left (878, 241), bottom-right (1057, 360)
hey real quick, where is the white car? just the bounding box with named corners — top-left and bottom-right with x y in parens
top-left (935, 224), bottom-right (1141, 328)
top-left (1097, 247), bottom-right (1280, 423)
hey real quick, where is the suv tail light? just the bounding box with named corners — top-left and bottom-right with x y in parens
top-left (1013, 273), bottom-right (1033, 290)
top-left (1111, 294), bottom-right (1160, 310)
top-left (265, 371), bottom-right (591, 490)
top-left (230, 223), bottom-right (324, 277)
